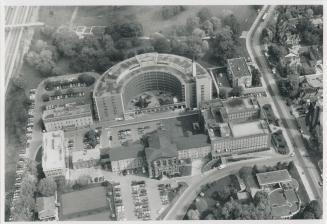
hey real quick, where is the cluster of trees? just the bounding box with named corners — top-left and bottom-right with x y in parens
top-left (186, 190), bottom-right (272, 220)
top-left (11, 160), bottom-right (53, 221)
top-left (161, 6), bottom-right (186, 20)
top-left (84, 129), bottom-right (99, 148)
top-left (26, 17), bottom-right (145, 76)
top-left (295, 200), bottom-right (322, 219)
top-left (25, 39), bottom-right (61, 76)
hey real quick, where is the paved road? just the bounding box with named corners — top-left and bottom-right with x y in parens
top-left (247, 5), bottom-right (322, 205)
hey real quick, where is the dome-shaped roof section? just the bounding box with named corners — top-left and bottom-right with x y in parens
top-left (93, 53), bottom-right (210, 97)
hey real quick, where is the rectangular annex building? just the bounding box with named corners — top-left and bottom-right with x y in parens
top-left (202, 97), bottom-right (271, 158)
top-left (227, 57), bottom-right (252, 88)
top-left (256, 169), bottom-right (292, 188)
top-left (42, 130), bottom-right (66, 178)
top-left (42, 103), bottom-right (93, 131)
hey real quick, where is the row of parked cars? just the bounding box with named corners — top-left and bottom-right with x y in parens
top-left (49, 91), bottom-right (85, 101)
top-left (9, 89), bottom-right (37, 221)
top-left (131, 181), bottom-right (151, 220)
top-left (112, 183), bottom-right (125, 221)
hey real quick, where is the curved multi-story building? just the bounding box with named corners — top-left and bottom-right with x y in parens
top-left (93, 53), bottom-right (212, 121)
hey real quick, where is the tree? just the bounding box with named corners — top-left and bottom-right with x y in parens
top-left (42, 93), bottom-right (50, 102)
top-left (211, 27), bottom-right (236, 64)
top-left (12, 76), bottom-right (26, 89)
top-left (78, 73), bottom-right (96, 86)
top-left (254, 191), bottom-right (272, 219)
top-left (186, 16), bottom-right (200, 33)
top-left (268, 44), bottom-right (286, 65)
top-left (223, 14), bottom-right (241, 40)
top-left (219, 88), bottom-right (228, 99)
top-left (210, 17), bottom-right (222, 32)
top-left (197, 7), bottom-right (212, 22)
top-left (151, 36), bottom-right (171, 53)
top-left (52, 28), bottom-right (80, 57)
top-left (229, 86), bottom-right (243, 97)
top-left (239, 167), bottom-right (253, 181)
top-left (20, 174), bottom-right (37, 198)
top-left (202, 20), bottom-right (214, 35)
top-left (187, 209), bottom-right (200, 220)
top-left (302, 200), bottom-right (322, 219)
top-left (251, 67), bottom-right (261, 87)
top-left (38, 177), bottom-right (57, 196)
top-left (111, 21), bottom-right (144, 39)
top-left (161, 6), bottom-right (185, 19)
top-left (84, 129), bottom-right (98, 148)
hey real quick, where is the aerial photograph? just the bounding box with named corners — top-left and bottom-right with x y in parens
top-left (3, 3), bottom-right (323, 222)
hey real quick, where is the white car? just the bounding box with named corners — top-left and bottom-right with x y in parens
top-left (218, 164), bottom-right (226, 169)
top-left (290, 152), bottom-right (295, 157)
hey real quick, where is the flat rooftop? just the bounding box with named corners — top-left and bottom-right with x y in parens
top-left (227, 57), bottom-right (252, 78)
top-left (230, 120), bottom-right (268, 138)
top-left (256, 169), bottom-right (292, 186)
top-left (72, 148), bottom-right (100, 163)
top-left (94, 53), bottom-right (210, 97)
top-left (43, 103), bottom-right (92, 120)
top-left (42, 130), bottom-right (66, 171)
top-left (109, 143), bottom-right (144, 161)
top-left (61, 186), bottom-right (107, 217)
top-left (223, 97), bottom-right (258, 114)
top-left (305, 73), bottom-right (323, 88)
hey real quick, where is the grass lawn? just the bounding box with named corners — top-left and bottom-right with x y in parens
top-left (39, 6), bottom-right (76, 27)
top-left (74, 5), bottom-right (257, 36)
top-left (68, 211), bottom-right (111, 221)
top-left (60, 186), bottom-right (108, 219)
top-left (200, 175), bottom-right (240, 207)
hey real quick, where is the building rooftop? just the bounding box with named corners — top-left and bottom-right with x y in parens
top-left (36, 196), bottom-right (56, 219)
top-left (94, 53), bottom-right (210, 97)
top-left (145, 131), bottom-right (178, 163)
top-left (230, 120), bottom-right (269, 138)
top-left (227, 57), bottom-right (252, 78)
top-left (42, 103), bottom-right (92, 121)
top-left (256, 169), bottom-right (292, 186)
top-left (72, 148), bottom-right (100, 163)
top-left (109, 143), bottom-right (144, 161)
top-left (223, 97), bottom-right (258, 114)
top-left (42, 130), bottom-right (66, 171)
top-left (304, 73), bottom-right (323, 88)
top-left (175, 134), bottom-right (210, 150)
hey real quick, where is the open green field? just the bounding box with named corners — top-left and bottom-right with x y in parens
top-left (60, 186), bottom-right (108, 219)
top-left (39, 5), bottom-right (257, 36)
top-left (75, 6), bottom-right (257, 36)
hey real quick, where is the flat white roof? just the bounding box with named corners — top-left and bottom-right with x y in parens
top-left (42, 130), bottom-right (66, 171)
top-left (230, 120), bottom-right (268, 138)
top-left (72, 148), bottom-right (100, 163)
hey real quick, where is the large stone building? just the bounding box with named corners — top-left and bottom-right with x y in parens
top-left (202, 97), bottom-right (271, 158)
top-left (227, 57), bottom-right (252, 88)
top-left (42, 103), bottom-right (93, 131)
top-left (42, 130), bottom-right (66, 178)
top-left (93, 53), bottom-right (212, 121)
top-left (109, 143), bottom-right (145, 173)
top-left (145, 131), bottom-right (180, 178)
top-left (72, 148), bottom-right (101, 169)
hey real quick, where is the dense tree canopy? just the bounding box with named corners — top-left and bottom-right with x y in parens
top-left (197, 7), bottom-right (212, 22)
top-left (38, 177), bottom-right (57, 196)
top-left (211, 27), bottom-right (236, 64)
